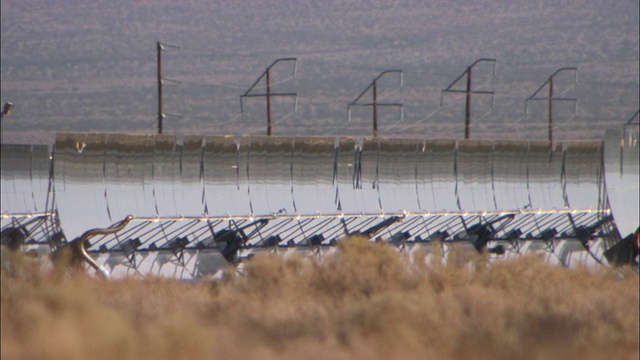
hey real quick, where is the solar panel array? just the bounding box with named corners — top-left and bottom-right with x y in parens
top-left (1, 129), bottom-right (637, 279)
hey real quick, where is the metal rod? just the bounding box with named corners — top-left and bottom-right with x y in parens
top-left (126, 208), bottom-right (606, 223)
top-left (465, 66), bottom-right (472, 139)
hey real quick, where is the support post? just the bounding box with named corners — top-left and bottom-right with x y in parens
top-left (441, 58), bottom-right (496, 140)
top-left (266, 69), bottom-right (272, 136)
top-left (548, 76), bottom-right (554, 150)
top-left (525, 67), bottom-right (577, 151)
top-left (372, 78), bottom-right (378, 137)
top-left (348, 70), bottom-right (403, 138)
top-left (157, 42), bottom-right (163, 134)
top-left (464, 66), bottom-right (472, 139)
top-left (240, 58), bottom-right (298, 137)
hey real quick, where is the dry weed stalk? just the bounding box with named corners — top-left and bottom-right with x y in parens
top-left (1, 238), bottom-right (638, 360)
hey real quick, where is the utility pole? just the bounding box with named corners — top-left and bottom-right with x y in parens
top-left (240, 58), bottom-right (298, 136)
top-left (266, 69), bottom-right (272, 135)
top-left (157, 42), bottom-right (163, 134)
top-left (464, 66), bottom-right (473, 139)
top-left (156, 41), bottom-right (180, 134)
top-left (526, 67), bottom-right (578, 151)
top-left (441, 58), bottom-right (496, 139)
top-left (548, 76), bottom-right (553, 145)
top-left (372, 78), bottom-right (378, 137)
top-left (349, 70), bottom-right (403, 137)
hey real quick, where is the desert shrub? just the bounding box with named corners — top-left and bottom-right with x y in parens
top-left (1, 239), bottom-right (638, 360)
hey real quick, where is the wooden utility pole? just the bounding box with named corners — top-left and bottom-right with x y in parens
top-left (349, 70), bottom-right (403, 138)
top-left (464, 66), bottom-right (473, 139)
top-left (441, 58), bottom-right (496, 140)
top-left (372, 79), bottom-right (378, 137)
top-left (157, 42), bottom-right (163, 134)
top-left (548, 76), bottom-right (553, 146)
top-left (266, 69), bottom-right (272, 136)
top-left (240, 58), bottom-right (298, 136)
top-left (526, 67), bottom-right (577, 151)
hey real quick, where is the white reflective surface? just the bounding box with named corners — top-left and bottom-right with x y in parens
top-left (492, 142), bottom-right (530, 210)
top-left (46, 134), bottom-right (613, 242)
top-left (604, 128), bottom-right (639, 237)
top-left (456, 141), bottom-right (496, 212)
top-left (1, 145), bottom-right (51, 214)
top-left (526, 143), bottom-right (565, 209)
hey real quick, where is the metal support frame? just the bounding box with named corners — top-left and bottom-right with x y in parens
top-left (240, 58), bottom-right (298, 136)
top-left (3, 206), bottom-right (613, 279)
top-left (441, 59), bottom-right (497, 139)
top-left (526, 67), bottom-right (578, 151)
top-left (349, 70), bottom-right (404, 137)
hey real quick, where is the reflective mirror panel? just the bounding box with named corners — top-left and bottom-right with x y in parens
top-left (604, 128), bottom-right (639, 238)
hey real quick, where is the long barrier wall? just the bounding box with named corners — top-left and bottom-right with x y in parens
top-left (51, 133), bottom-right (608, 240)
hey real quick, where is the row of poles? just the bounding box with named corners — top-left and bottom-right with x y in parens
top-left (156, 42), bottom-right (579, 148)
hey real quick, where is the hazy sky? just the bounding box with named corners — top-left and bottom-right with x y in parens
top-left (1, 0), bottom-right (638, 143)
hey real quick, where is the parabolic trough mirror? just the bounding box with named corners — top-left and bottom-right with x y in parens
top-left (1, 130), bottom-right (638, 280)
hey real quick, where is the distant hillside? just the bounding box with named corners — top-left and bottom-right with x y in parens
top-left (1, 0), bottom-right (638, 144)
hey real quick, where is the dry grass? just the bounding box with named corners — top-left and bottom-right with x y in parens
top-left (2, 237), bottom-right (638, 360)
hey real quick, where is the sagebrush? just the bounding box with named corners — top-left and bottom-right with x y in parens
top-left (2, 237), bottom-right (638, 360)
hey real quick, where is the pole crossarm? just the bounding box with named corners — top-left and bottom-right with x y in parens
top-left (158, 42), bottom-right (180, 51)
top-left (241, 58), bottom-right (297, 97)
top-left (441, 90), bottom-right (495, 95)
top-left (441, 58), bottom-right (497, 93)
top-left (525, 67), bottom-right (578, 105)
top-left (348, 70), bottom-right (404, 137)
top-left (241, 93), bottom-right (298, 100)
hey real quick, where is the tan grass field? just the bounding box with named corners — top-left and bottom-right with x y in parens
top-left (2, 237), bottom-right (638, 360)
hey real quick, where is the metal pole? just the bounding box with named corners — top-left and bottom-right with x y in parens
top-left (548, 76), bottom-right (553, 151)
top-left (157, 42), bottom-right (163, 134)
top-left (373, 78), bottom-right (378, 137)
top-left (266, 68), bottom-right (272, 136)
top-left (464, 66), bottom-right (472, 139)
